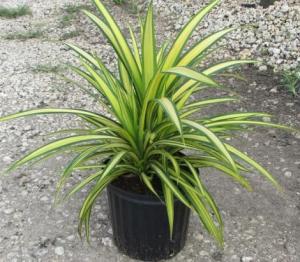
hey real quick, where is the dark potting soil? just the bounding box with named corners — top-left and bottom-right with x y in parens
top-left (112, 175), bottom-right (163, 196)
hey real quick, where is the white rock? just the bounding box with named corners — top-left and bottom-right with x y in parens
top-left (281, 5), bottom-right (289, 13)
top-left (230, 255), bottom-right (240, 262)
top-left (101, 237), bottom-right (113, 247)
top-left (54, 246), bottom-right (64, 256)
top-left (285, 242), bottom-right (296, 254)
top-left (285, 103), bottom-right (294, 107)
top-left (7, 253), bottom-right (18, 260)
top-left (21, 190), bottom-right (28, 197)
top-left (2, 156), bottom-right (12, 163)
top-left (199, 250), bottom-right (209, 256)
top-left (99, 212), bottom-right (107, 220)
top-left (3, 208), bottom-right (14, 215)
top-left (270, 87), bottom-right (278, 93)
top-left (272, 48), bottom-right (281, 55)
top-left (66, 235), bottom-right (75, 241)
top-left (40, 196), bottom-right (49, 202)
top-left (294, 132), bottom-right (300, 139)
top-left (107, 228), bottom-right (113, 235)
top-left (194, 233), bottom-right (203, 241)
top-left (241, 256), bottom-right (254, 262)
top-left (259, 65), bottom-right (268, 71)
top-left (36, 249), bottom-right (48, 256)
top-left (262, 116), bottom-right (272, 122)
top-left (23, 125), bottom-right (31, 131)
top-left (284, 171), bottom-right (292, 178)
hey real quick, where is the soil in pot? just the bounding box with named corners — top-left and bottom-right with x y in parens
top-left (107, 175), bottom-right (190, 261)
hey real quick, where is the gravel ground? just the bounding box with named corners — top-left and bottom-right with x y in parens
top-left (0, 0), bottom-right (299, 262)
top-left (152, 0), bottom-right (300, 71)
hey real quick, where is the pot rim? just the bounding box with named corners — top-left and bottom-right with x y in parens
top-left (107, 180), bottom-right (182, 205)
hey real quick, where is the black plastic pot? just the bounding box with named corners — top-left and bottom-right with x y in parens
top-left (107, 182), bottom-right (190, 261)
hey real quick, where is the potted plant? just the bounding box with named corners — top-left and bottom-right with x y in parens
top-left (0, 0), bottom-right (296, 261)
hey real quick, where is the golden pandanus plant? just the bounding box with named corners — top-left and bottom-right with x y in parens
top-left (0, 0), bottom-right (295, 245)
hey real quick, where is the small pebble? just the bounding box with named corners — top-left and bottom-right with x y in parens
top-left (23, 125), bottom-right (31, 131)
top-left (194, 233), bottom-right (204, 241)
top-left (285, 103), bottom-right (294, 107)
top-left (262, 116), bottom-right (272, 122)
top-left (66, 235), bottom-right (75, 241)
top-left (285, 242), bottom-right (296, 255)
top-left (101, 237), bottom-right (113, 247)
top-left (2, 156), bottom-right (12, 163)
top-left (281, 4), bottom-right (289, 13)
top-left (21, 190), bottom-right (28, 197)
top-left (40, 196), bottom-right (49, 202)
top-left (270, 87), bottom-right (278, 93)
top-left (3, 208), bottom-right (14, 215)
top-left (36, 249), bottom-right (48, 256)
top-left (241, 256), bottom-right (254, 262)
top-left (231, 254), bottom-right (240, 262)
top-left (54, 246), bottom-right (64, 256)
top-left (259, 65), bottom-right (268, 71)
top-left (199, 250), bottom-right (209, 256)
top-left (284, 171), bottom-right (292, 178)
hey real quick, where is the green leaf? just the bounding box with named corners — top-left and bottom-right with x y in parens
top-left (156, 97), bottom-right (183, 135)
top-left (176, 85), bottom-right (198, 110)
top-left (118, 59), bottom-right (133, 93)
top-left (148, 149), bottom-right (181, 179)
top-left (172, 81), bottom-right (199, 101)
top-left (165, 67), bottom-right (219, 87)
top-left (181, 97), bottom-right (238, 118)
top-left (91, 0), bottom-right (142, 88)
top-left (185, 97), bottom-right (238, 109)
top-left (6, 135), bottom-right (119, 173)
top-left (157, 41), bottom-right (169, 65)
top-left (164, 27), bottom-right (236, 89)
top-left (225, 144), bottom-right (282, 189)
top-left (78, 171), bottom-right (122, 239)
top-left (66, 43), bottom-right (99, 68)
top-left (163, 0), bottom-right (221, 69)
top-left (151, 163), bottom-right (190, 208)
top-left (128, 25), bottom-right (142, 71)
top-left (142, 3), bottom-right (157, 88)
top-left (189, 158), bottom-right (252, 191)
top-left (141, 173), bottom-right (160, 199)
top-left (202, 112), bottom-right (271, 124)
top-left (100, 151), bottom-right (126, 180)
top-left (203, 60), bottom-right (258, 75)
top-left (162, 183), bottom-right (174, 238)
top-left (179, 167), bottom-right (223, 228)
top-left (181, 182), bottom-right (223, 245)
top-left (55, 145), bottom-right (103, 202)
top-left (183, 160), bottom-right (205, 193)
top-left (205, 120), bottom-right (296, 132)
top-left (66, 171), bottom-right (105, 201)
top-left (0, 108), bottom-right (120, 130)
top-left (179, 28), bottom-right (235, 66)
top-left (182, 119), bottom-right (238, 173)
top-left (80, 61), bottom-right (122, 118)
